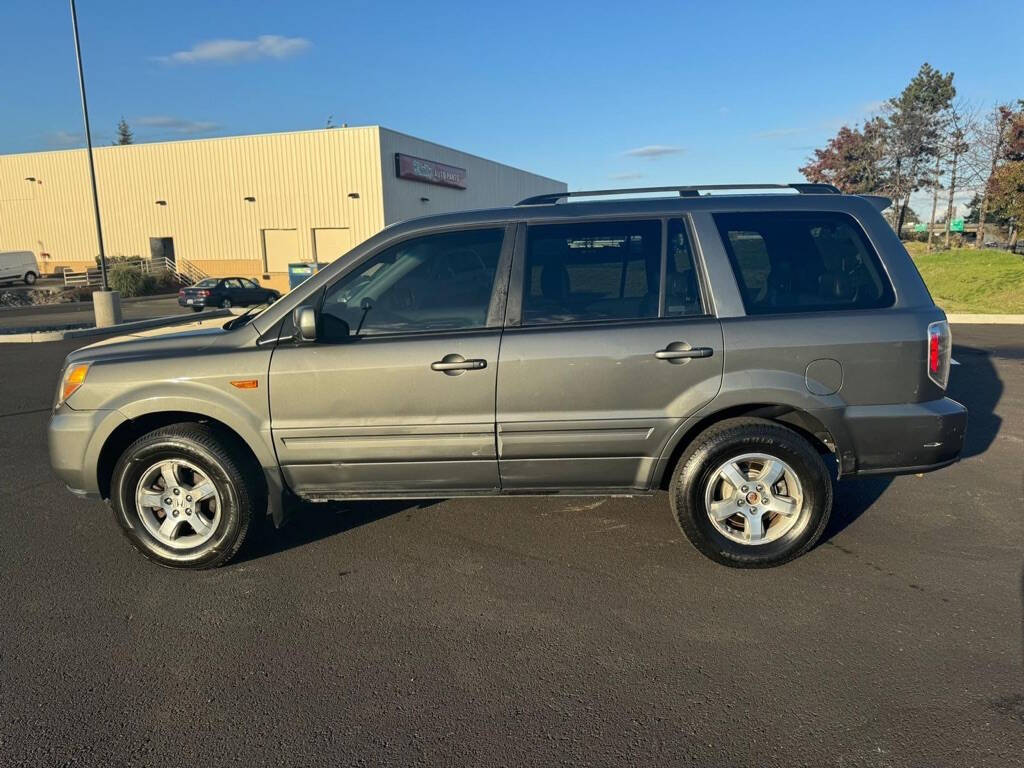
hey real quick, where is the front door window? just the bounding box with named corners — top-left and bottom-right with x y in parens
top-left (319, 228), bottom-right (505, 342)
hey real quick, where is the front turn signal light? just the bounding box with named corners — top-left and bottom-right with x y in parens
top-left (59, 363), bottom-right (90, 406)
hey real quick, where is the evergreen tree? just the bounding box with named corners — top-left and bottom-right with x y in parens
top-left (114, 117), bottom-right (133, 145)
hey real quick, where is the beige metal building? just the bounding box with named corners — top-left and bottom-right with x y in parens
top-left (0, 126), bottom-right (565, 291)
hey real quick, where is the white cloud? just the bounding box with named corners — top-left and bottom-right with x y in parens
top-left (46, 131), bottom-right (84, 148)
top-left (623, 145), bottom-right (683, 159)
top-left (136, 116), bottom-right (221, 134)
top-left (753, 127), bottom-right (806, 140)
top-left (157, 35), bottom-right (311, 64)
top-left (609, 172), bottom-right (646, 180)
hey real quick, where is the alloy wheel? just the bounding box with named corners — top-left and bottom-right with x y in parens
top-left (134, 459), bottom-right (221, 550)
top-left (702, 452), bottom-right (805, 545)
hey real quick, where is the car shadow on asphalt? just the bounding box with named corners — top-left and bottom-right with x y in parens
top-left (950, 344), bottom-right (1004, 459)
top-left (820, 342), bottom-right (1003, 546)
top-left (236, 499), bottom-right (441, 564)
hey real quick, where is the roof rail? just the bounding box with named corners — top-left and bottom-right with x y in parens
top-left (516, 183), bottom-right (841, 206)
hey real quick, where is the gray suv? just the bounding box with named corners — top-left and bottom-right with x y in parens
top-left (48, 184), bottom-right (967, 569)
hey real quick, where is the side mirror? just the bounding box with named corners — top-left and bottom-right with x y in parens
top-left (293, 307), bottom-right (318, 342)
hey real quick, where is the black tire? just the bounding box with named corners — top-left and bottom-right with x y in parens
top-left (191, 306), bottom-right (204, 312)
top-left (220, 298), bottom-right (232, 309)
top-left (669, 417), bottom-right (832, 568)
top-left (110, 423), bottom-right (265, 569)
top-left (24, 271), bottom-right (37, 285)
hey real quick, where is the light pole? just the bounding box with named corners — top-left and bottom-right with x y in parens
top-left (69, 0), bottom-right (121, 325)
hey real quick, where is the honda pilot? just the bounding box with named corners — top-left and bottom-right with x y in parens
top-left (49, 184), bottom-right (967, 569)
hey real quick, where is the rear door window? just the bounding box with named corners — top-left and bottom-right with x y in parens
top-left (521, 219), bottom-right (662, 324)
top-left (714, 211), bottom-right (894, 314)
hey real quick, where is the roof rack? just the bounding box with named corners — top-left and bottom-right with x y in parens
top-left (516, 183), bottom-right (841, 206)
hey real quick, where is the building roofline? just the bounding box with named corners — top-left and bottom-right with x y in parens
top-left (0, 125), bottom-right (385, 160)
top-left (1, 126), bottom-right (564, 188)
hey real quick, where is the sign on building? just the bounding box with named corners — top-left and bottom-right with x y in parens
top-left (395, 153), bottom-right (467, 189)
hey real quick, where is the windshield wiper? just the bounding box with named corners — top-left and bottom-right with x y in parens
top-left (224, 298), bottom-right (273, 330)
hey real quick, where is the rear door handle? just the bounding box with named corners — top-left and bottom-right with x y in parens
top-left (431, 353), bottom-right (487, 375)
top-left (655, 342), bottom-right (713, 362)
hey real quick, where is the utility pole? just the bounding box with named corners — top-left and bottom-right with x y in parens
top-left (69, 0), bottom-right (121, 325)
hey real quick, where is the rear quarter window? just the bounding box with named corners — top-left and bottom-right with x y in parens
top-left (714, 211), bottom-right (894, 314)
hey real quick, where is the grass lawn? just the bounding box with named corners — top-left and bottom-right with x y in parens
top-left (909, 247), bottom-right (1024, 314)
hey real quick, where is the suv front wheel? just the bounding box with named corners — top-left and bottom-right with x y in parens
top-left (670, 417), bottom-right (832, 568)
top-left (110, 423), bottom-right (263, 568)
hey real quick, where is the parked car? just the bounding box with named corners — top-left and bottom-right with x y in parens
top-left (50, 184), bottom-right (966, 570)
top-left (0, 250), bottom-right (39, 286)
top-left (178, 277), bottom-right (280, 311)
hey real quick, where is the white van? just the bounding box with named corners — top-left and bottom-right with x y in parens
top-left (0, 251), bottom-right (39, 285)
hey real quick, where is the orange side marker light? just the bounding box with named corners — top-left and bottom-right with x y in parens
top-left (230, 379), bottom-right (259, 389)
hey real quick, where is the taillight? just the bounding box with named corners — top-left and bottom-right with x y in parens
top-left (178, 289), bottom-right (185, 297)
top-left (198, 290), bottom-right (210, 297)
top-left (926, 320), bottom-right (951, 389)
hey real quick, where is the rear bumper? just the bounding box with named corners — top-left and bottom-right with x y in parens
top-left (843, 397), bottom-right (968, 476)
top-left (178, 298), bottom-right (205, 308)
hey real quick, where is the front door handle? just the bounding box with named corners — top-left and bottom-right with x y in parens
top-left (654, 342), bottom-right (713, 363)
top-left (431, 353), bottom-right (487, 375)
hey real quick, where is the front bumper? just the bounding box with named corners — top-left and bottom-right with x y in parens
top-left (843, 397), bottom-right (968, 476)
top-left (48, 405), bottom-right (126, 497)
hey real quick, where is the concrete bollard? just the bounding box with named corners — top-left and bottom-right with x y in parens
top-left (92, 289), bottom-right (122, 328)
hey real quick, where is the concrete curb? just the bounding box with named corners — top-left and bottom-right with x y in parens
top-left (947, 314), bottom-right (1024, 324)
top-left (0, 309), bottom-right (231, 344)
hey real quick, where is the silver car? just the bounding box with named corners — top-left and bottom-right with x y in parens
top-left (49, 184), bottom-right (967, 569)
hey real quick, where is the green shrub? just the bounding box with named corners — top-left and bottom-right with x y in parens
top-left (105, 266), bottom-right (179, 298)
top-left (148, 269), bottom-right (180, 292)
top-left (96, 254), bottom-right (143, 268)
top-left (108, 265), bottom-right (145, 297)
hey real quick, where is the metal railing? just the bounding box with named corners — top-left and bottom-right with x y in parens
top-left (174, 258), bottom-right (209, 285)
top-left (61, 256), bottom-right (209, 288)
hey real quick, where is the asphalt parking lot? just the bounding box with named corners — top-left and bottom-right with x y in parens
top-left (1, 325), bottom-right (1021, 767)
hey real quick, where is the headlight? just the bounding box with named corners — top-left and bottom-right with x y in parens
top-left (55, 363), bottom-right (90, 409)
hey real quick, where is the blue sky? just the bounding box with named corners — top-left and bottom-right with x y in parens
top-left (2, 0), bottom-right (1022, 193)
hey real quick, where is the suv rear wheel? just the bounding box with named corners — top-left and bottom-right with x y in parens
top-left (669, 417), bottom-right (832, 567)
top-left (110, 423), bottom-right (263, 568)
top-left (24, 271), bottom-right (37, 285)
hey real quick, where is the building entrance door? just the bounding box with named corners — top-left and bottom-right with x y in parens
top-left (149, 237), bottom-right (176, 269)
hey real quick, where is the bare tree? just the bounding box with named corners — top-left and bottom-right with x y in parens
top-left (964, 105), bottom-right (1012, 245)
top-left (926, 151), bottom-right (943, 251)
top-left (942, 101), bottom-right (975, 248)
